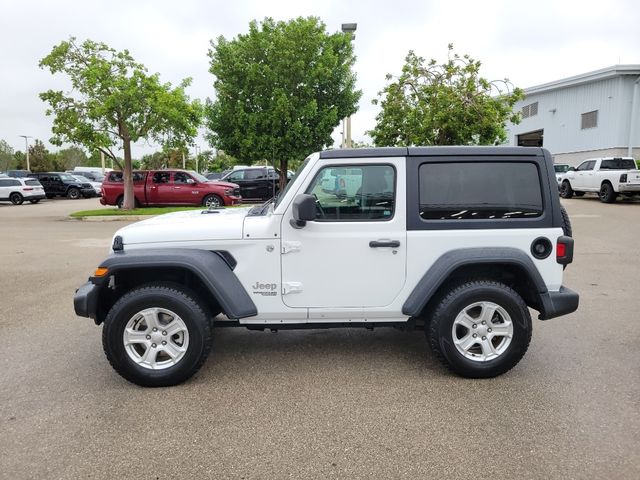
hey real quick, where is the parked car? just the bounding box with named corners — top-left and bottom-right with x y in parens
top-left (4, 170), bottom-right (32, 178)
top-left (28, 172), bottom-right (96, 199)
top-left (72, 166), bottom-right (111, 180)
top-left (74, 146), bottom-right (578, 387)
top-left (72, 174), bottom-right (102, 197)
top-left (205, 170), bottom-right (231, 181)
top-left (554, 163), bottom-right (570, 187)
top-left (218, 166), bottom-right (281, 201)
top-left (0, 177), bottom-right (46, 204)
top-left (100, 169), bottom-right (241, 208)
top-left (560, 157), bottom-right (640, 202)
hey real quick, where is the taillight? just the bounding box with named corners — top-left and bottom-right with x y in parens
top-left (620, 174), bottom-right (627, 183)
top-left (556, 236), bottom-right (574, 265)
top-left (23, 187), bottom-right (33, 191)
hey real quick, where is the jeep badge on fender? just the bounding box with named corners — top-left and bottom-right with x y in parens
top-left (73, 146), bottom-right (578, 387)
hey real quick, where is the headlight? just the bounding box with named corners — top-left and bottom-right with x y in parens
top-left (224, 188), bottom-right (233, 195)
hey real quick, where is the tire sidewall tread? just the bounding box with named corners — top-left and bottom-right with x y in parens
top-left (102, 283), bottom-right (212, 387)
top-left (427, 280), bottom-right (532, 378)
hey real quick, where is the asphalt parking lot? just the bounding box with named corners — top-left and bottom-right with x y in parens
top-left (1, 197), bottom-right (639, 479)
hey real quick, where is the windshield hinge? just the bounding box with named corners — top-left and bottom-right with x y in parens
top-left (282, 282), bottom-right (303, 295)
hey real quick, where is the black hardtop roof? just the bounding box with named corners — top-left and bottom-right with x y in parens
top-left (319, 146), bottom-right (545, 159)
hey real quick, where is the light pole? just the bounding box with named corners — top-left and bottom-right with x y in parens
top-left (19, 135), bottom-right (32, 171)
top-left (341, 23), bottom-right (357, 148)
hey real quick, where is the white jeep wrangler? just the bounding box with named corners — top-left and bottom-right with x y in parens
top-left (74, 147), bottom-right (578, 387)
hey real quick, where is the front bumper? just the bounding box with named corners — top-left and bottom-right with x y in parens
top-left (538, 286), bottom-right (579, 320)
top-left (228, 195), bottom-right (242, 205)
top-left (74, 281), bottom-right (99, 321)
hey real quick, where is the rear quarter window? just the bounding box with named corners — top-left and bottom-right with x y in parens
top-left (419, 162), bottom-right (543, 220)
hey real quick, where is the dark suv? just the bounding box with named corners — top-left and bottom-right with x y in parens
top-left (220, 167), bottom-right (280, 201)
top-left (29, 172), bottom-right (96, 199)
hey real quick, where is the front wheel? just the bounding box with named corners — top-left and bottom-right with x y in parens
top-left (559, 181), bottom-right (573, 199)
top-left (427, 280), bottom-right (532, 378)
top-left (599, 182), bottom-right (617, 203)
top-left (102, 284), bottom-right (212, 387)
top-left (202, 194), bottom-right (223, 208)
top-left (67, 187), bottom-right (81, 200)
top-left (10, 192), bottom-right (24, 205)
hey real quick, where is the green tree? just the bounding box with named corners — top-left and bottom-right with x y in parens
top-left (0, 140), bottom-right (15, 171)
top-left (369, 45), bottom-right (524, 147)
top-left (52, 146), bottom-right (88, 171)
top-left (39, 37), bottom-right (203, 209)
top-left (29, 140), bottom-right (54, 172)
top-left (13, 151), bottom-right (25, 170)
top-left (206, 17), bottom-right (361, 188)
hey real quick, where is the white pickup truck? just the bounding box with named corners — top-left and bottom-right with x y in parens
top-left (560, 157), bottom-right (640, 203)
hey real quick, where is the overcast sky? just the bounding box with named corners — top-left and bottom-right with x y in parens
top-left (1, 0), bottom-right (639, 159)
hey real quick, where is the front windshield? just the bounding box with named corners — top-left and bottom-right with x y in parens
top-left (274, 156), bottom-right (312, 209)
top-left (188, 171), bottom-right (209, 183)
top-left (554, 165), bottom-right (569, 173)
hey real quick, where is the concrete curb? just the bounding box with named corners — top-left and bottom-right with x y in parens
top-left (69, 215), bottom-right (156, 222)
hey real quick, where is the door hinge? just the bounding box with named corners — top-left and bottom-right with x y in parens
top-left (282, 241), bottom-right (301, 254)
top-left (282, 282), bottom-right (303, 295)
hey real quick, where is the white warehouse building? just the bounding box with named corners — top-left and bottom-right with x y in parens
top-left (506, 65), bottom-right (640, 166)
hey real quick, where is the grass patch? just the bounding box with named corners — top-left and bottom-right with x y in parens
top-left (70, 206), bottom-right (206, 218)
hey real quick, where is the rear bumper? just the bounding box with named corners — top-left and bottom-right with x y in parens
top-left (538, 286), bottom-right (579, 320)
top-left (74, 281), bottom-right (99, 321)
top-left (24, 193), bottom-right (45, 200)
top-left (618, 184), bottom-right (640, 193)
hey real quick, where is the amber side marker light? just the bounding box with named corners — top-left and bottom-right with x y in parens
top-left (94, 267), bottom-right (109, 277)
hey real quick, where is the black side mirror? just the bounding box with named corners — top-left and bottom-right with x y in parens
top-left (569, 167), bottom-right (576, 171)
top-left (290, 194), bottom-right (317, 229)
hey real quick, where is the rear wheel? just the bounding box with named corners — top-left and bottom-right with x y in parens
top-left (67, 187), bottom-right (81, 200)
top-left (203, 194), bottom-right (223, 208)
top-left (599, 182), bottom-right (617, 203)
top-left (10, 193), bottom-right (24, 205)
top-left (427, 280), bottom-right (532, 378)
top-left (102, 284), bottom-right (212, 387)
top-left (559, 181), bottom-right (573, 199)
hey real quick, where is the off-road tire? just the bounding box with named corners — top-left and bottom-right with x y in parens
top-left (560, 204), bottom-right (572, 237)
top-left (102, 283), bottom-right (212, 387)
top-left (560, 181), bottom-right (573, 199)
top-left (599, 182), bottom-right (617, 203)
top-left (427, 280), bottom-right (532, 378)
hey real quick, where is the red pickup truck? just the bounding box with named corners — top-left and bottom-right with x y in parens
top-left (100, 170), bottom-right (241, 208)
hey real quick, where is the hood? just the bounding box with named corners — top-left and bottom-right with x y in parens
top-left (209, 181), bottom-right (238, 188)
top-left (115, 207), bottom-right (251, 246)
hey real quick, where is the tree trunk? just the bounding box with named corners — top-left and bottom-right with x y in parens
top-left (122, 137), bottom-right (135, 210)
top-left (279, 159), bottom-right (288, 191)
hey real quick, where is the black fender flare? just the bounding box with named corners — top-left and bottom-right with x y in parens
top-left (402, 247), bottom-right (547, 317)
top-left (93, 248), bottom-right (257, 319)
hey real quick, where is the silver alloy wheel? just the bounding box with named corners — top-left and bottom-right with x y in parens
top-left (205, 195), bottom-right (221, 208)
top-left (123, 307), bottom-right (189, 370)
top-left (451, 301), bottom-right (513, 362)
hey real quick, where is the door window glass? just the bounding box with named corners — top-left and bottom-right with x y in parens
top-left (152, 172), bottom-right (171, 184)
top-left (245, 169), bottom-right (266, 180)
top-left (306, 165), bottom-right (395, 221)
top-left (174, 172), bottom-right (193, 184)
top-left (227, 170), bottom-right (244, 182)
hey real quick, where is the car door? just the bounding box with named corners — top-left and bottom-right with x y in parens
top-left (173, 172), bottom-right (199, 204)
top-left (147, 171), bottom-right (172, 205)
top-left (241, 168), bottom-right (266, 199)
top-left (280, 159), bottom-right (407, 312)
top-left (573, 161), bottom-right (595, 190)
top-left (224, 170), bottom-right (246, 197)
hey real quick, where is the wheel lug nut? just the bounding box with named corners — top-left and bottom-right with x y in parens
top-left (481, 321), bottom-right (486, 325)
top-left (151, 343), bottom-right (157, 348)
top-left (472, 324), bottom-right (477, 329)
top-left (488, 328), bottom-right (492, 332)
top-left (472, 333), bottom-right (477, 338)
top-left (153, 328), bottom-right (158, 332)
top-left (162, 341), bottom-right (167, 345)
top-left (482, 336), bottom-right (487, 340)
top-left (162, 331), bottom-right (167, 336)
top-left (146, 335), bottom-right (151, 340)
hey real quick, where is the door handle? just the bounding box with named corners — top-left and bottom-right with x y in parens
top-left (174, 187), bottom-right (181, 189)
top-left (369, 240), bottom-right (400, 248)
